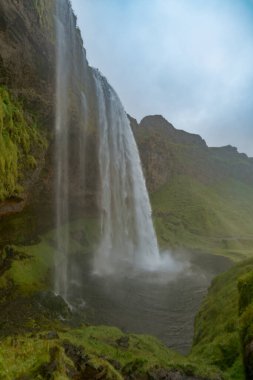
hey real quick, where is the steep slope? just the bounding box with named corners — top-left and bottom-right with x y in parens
top-left (191, 257), bottom-right (253, 379)
top-left (0, 0), bottom-right (99, 218)
top-left (131, 115), bottom-right (253, 259)
top-left (0, 0), bottom-right (54, 214)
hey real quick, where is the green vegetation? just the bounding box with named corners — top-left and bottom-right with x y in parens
top-left (0, 86), bottom-right (47, 201)
top-left (0, 217), bottom-right (99, 295)
top-left (2, 218), bottom-right (253, 378)
top-left (0, 326), bottom-right (225, 380)
top-left (151, 175), bottom-right (253, 260)
top-left (190, 258), bottom-right (253, 379)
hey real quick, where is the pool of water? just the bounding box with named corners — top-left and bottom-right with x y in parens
top-left (69, 251), bottom-right (232, 354)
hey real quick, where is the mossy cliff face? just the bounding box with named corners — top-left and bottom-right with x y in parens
top-left (238, 271), bottom-right (253, 379)
top-left (0, 0), bottom-right (99, 217)
top-left (0, 326), bottom-right (226, 380)
top-left (0, 0), bottom-right (55, 214)
top-left (191, 258), bottom-right (253, 380)
top-left (0, 86), bottom-right (47, 203)
top-left (0, 0), bottom-right (55, 124)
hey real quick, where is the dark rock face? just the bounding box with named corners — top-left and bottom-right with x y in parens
top-left (140, 115), bottom-right (207, 147)
top-left (116, 335), bottom-right (130, 348)
top-left (131, 115), bottom-right (253, 193)
top-left (0, 0), bottom-right (55, 215)
top-left (0, 0), bottom-right (100, 219)
top-left (63, 340), bottom-right (89, 372)
top-left (0, 0), bottom-right (54, 126)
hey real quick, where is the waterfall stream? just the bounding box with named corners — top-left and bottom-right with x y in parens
top-left (54, 0), bottom-right (88, 300)
top-left (93, 70), bottom-right (161, 275)
top-left (54, 3), bottom-right (70, 299)
top-left (55, 0), bottom-right (164, 299)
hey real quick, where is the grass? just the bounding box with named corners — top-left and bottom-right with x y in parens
top-left (151, 175), bottom-right (253, 260)
top-left (0, 86), bottom-right (47, 201)
top-left (0, 216), bottom-right (99, 295)
top-left (0, 326), bottom-right (225, 380)
top-left (190, 258), bottom-right (253, 379)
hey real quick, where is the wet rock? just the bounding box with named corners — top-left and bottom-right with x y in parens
top-left (244, 340), bottom-right (253, 380)
top-left (81, 363), bottom-right (107, 379)
top-left (33, 291), bottom-right (71, 319)
top-left (63, 340), bottom-right (89, 373)
top-left (148, 369), bottom-right (208, 380)
top-left (0, 245), bottom-right (27, 276)
top-left (108, 358), bottom-right (121, 370)
top-left (116, 335), bottom-right (129, 348)
top-left (38, 346), bottom-right (59, 379)
top-left (40, 331), bottom-right (59, 340)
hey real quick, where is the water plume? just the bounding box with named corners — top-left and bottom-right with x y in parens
top-left (93, 69), bottom-right (161, 275)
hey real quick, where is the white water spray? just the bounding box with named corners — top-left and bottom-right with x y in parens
top-left (93, 70), bottom-right (161, 275)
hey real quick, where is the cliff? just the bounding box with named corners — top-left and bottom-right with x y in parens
top-left (0, 0), bottom-right (54, 215)
top-left (0, 0), bottom-right (99, 218)
top-left (131, 115), bottom-right (253, 258)
top-left (131, 114), bottom-right (253, 193)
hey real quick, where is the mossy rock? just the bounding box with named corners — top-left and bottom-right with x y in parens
top-left (238, 271), bottom-right (253, 315)
top-left (0, 86), bottom-right (47, 201)
top-left (191, 258), bottom-right (253, 379)
top-left (0, 326), bottom-right (225, 380)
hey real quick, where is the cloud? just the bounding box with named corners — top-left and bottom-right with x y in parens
top-left (71, 0), bottom-right (253, 155)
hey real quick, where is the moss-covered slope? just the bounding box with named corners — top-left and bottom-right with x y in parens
top-left (0, 86), bottom-right (47, 201)
top-left (0, 325), bottom-right (227, 380)
top-left (151, 176), bottom-right (253, 260)
top-left (191, 258), bottom-right (253, 379)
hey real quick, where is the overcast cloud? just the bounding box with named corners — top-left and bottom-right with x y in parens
top-left (71, 0), bottom-right (253, 155)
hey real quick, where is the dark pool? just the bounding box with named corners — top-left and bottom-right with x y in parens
top-left (69, 251), bottom-right (232, 354)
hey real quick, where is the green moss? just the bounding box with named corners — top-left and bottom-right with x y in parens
top-left (240, 304), bottom-right (253, 347)
top-left (151, 175), bottom-right (253, 260)
top-left (0, 86), bottom-right (47, 201)
top-left (0, 327), bottom-right (224, 380)
top-left (238, 271), bottom-right (253, 315)
top-left (191, 258), bottom-right (253, 379)
top-left (0, 217), bottom-right (99, 296)
top-left (7, 239), bottom-right (54, 294)
top-left (238, 271), bottom-right (253, 354)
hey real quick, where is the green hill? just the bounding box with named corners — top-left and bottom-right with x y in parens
top-left (131, 115), bottom-right (253, 260)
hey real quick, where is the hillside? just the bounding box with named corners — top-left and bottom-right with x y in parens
top-left (131, 115), bottom-right (253, 259)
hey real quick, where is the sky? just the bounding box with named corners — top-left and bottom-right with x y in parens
top-left (71, 0), bottom-right (253, 156)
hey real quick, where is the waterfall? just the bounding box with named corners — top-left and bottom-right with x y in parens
top-left (54, 0), bottom-right (88, 300)
top-left (54, 3), bottom-right (70, 299)
top-left (54, 0), bottom-right (161, 298)
top-left (93, 69), bottom-right (161, 275)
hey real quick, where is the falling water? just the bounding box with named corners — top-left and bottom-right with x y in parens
top-left (54, 3), bottom-right (70, 299)
top-left (93, 70), bottom-right (161, 275)
top-left (54, 0), bottom-right (88, 300)
top-left (54, 0), bottom-right (162, 296)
